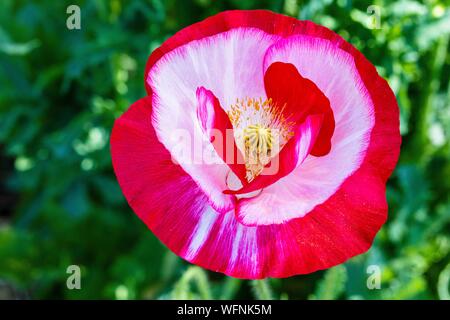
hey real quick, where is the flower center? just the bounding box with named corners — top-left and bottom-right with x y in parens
top-left (228, 97), bottom-right (294, 182)
top-left (244, 124), bottom-right (272, 181)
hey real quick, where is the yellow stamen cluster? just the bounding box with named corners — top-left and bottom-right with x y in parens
top-left (244, 125), bottom-right (273, 181)
top-left (227, 97), bottom-right (294, 182)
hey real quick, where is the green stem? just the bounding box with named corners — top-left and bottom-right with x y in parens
top-left (251, 279), bottom-right (274, 300)
top-left (409, 33), bottom-right (449, 161)
top-left (172, 267), bottom-right (212, 300)
top-left (438, 263), bottom-right (450, 300)
top-left (220, 278), bottom-right (241, 300)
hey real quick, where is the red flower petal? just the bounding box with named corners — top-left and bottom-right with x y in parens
top-left (111, 97), bottom-right (211, 255)
top-left (191, 166), bottom-right (388, 278)
top-left (196, 87), bottom-right (247, 183)
top-left (264, 61), bottom-right (335, 156)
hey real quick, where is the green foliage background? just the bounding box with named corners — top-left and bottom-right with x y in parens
top-left (0, 0), bottom-right (449, 300)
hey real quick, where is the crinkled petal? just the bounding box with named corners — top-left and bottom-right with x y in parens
top-left (264, 61), bottom-right (334, 156)
top-left (196, 87), bottom-right (247, 182)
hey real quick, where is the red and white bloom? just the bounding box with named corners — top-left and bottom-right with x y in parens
top-left (111, 10), bottom-right (401, 279)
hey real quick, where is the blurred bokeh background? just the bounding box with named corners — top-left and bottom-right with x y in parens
top-left (0, 0), bottom-right (449, 300)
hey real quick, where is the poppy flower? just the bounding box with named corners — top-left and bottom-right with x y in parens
top-left (111, 10), bottom-right (401, 279)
